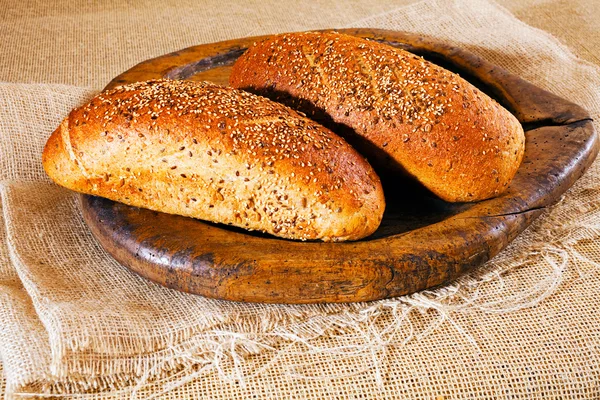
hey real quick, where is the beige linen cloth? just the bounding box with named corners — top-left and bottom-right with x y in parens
top-left (1, 0), bottom-right (600, 398)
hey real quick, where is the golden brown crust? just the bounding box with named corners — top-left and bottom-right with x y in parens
top-left (229, 32), bottom-right (526, 202)
top-left (42, 79), bottom-right (385, 241)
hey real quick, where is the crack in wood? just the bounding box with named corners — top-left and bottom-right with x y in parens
top-left (522, 117), bottom-right (593, 132)
top-left (460, 206), bottom-right (547, 220)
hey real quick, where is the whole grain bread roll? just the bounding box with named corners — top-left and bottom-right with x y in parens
top-left (42, 79), bottom-right (385, 241)
top-left (229, 32), bottom-right (525, 202)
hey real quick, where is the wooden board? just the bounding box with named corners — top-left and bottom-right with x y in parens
top-left (79, 28), bottom-right (598, 303)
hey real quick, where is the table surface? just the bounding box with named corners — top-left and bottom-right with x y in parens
top-left (506, 0), bottom-right (600, 66)
top-left (1, 0), bottom-right (599, 86)
top-left (1, 0), bottom-right (599, 398)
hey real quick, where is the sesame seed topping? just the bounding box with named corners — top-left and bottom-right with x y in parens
top-left (76, 77), bottom-right (380, 240)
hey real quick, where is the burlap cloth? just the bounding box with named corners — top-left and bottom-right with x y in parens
top-left (1, 0), bottom-right (600, 398)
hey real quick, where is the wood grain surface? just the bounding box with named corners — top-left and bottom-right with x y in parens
top-left (80, 28), bottom-right (598, 303)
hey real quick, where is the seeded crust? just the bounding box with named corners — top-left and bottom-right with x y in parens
top-left (42, 79), bottom-right (385, 241)
top-left (229, 32), bottom-right (526, 202)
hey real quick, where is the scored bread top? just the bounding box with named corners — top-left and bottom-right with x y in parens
top-left (42, 79), bottom-right (385, 241)
top-left (229, 31), bottom-right (526, 202)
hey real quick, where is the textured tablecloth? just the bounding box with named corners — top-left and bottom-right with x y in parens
top-left (1, 0), bottom-right (599, 398)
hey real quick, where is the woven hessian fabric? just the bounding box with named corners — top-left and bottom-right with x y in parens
top-left (1, 0), bottom-right (599, 398)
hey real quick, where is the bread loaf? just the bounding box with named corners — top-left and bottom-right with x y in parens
top-left (229, 32), bottom-right (525, 202)
top-left (42, 79), bottom-right (385, 241)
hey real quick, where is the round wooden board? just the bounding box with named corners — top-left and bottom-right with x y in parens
top-left (80, 28), bottom-right (598, 304)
